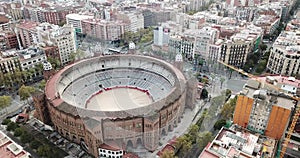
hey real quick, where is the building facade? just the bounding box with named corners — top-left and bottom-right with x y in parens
top-left (267, 30), bottom-right (300, 76)
top-left (81, 19), bottom-right (126, 41)
top-left (37, 23), bottom-right (76, 65)
top-left (15, 21), bottom-right (40, 49)
top-left (233, 80), bottom-right (295, 140)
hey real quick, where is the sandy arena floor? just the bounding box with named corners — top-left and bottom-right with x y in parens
top-left (86, 88), bottom-right (153, 111)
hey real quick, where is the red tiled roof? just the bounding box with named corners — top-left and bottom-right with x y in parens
top-left (123, 152), bottom-right (139, 158)
top-left (198, 149), bottom-right (219, 158)
top-left (156, 144), bottom-right (175, 156)
top-left (99, 143), bottom-right (121, 151)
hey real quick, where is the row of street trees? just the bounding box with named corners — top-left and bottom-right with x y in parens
top-left (0, 63), bottom-right (44, 92)
top-left (0, 85), bottom-right (36, 114)
top-left (2, 119), bottom-right (67, 158)
top-left (121, 27), bottom-right (154, 46)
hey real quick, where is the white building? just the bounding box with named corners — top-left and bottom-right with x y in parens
top-left (184, 26), bottom-right (220, 59)
top-left (98, 144), bottom-right (123, 158)
top-left (18, 47), bottom-right (47, 72)
top-left (267, 30), bottom-right (300, 76)
top-left (153, 26), bottom-right (170, 46)
top-left (37, 23), bottom-right (76, 65)
top-left (117, 11), bottom-right (144, 33)
top-left (66, 13), bottom-right (94, 34)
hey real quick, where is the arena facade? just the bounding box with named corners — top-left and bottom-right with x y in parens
top-left (33, 55), bottom-right (194, 157)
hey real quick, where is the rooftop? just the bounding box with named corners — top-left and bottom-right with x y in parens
top-left (273, 30), bottom-right (300, 55)
top-left (242, 79), bottom-right (296, 110)
top-left (0, 130), bottom-right (30, 158)
top-left (199, 126), bottom-right (277, 158)
top-left (66, 13), bottom-right (94, 21)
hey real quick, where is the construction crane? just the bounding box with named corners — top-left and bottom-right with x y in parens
top-left (217, 60), bottom-right (300, 158)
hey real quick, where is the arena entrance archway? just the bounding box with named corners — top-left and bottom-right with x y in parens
top-left (126, 140), bottom-right (133, 149)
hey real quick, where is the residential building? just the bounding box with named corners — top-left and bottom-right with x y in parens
top-left (116, 11), bottom-right (144, 32)
top-left (153, 26), bottom-right (170, 47)
top-left (253, 15), bottom-right (280, 35)
top-left (23, 2), bottom-right (83, 25)
top-left (184, 26), bottom-right (220, 59)
top-left (15, 21), bottom-right (40, 49)
top-left (81, 19), bottom-right (126, 41)
top-left (186, 0), bottom-right (210, 12)
top-left (168, 34), bottom-right (194, 60)
top-left (199, 126), bottom-right (277, 158)
top-left (98, 143), bottom-right (123, 158)
top-left (0, 2), bottom-right (24, 21)
top-left (0, 31), bottom-right (18, 51)
top-left (66, 13), bottom-right (94, 34)
top-left (266, 30), bottom-right (300, 76)
top-left (233, 79), bottom-right (296, 139)
top-left (37, 23), bottom-right (76, 65)
top-left (0, 51), bottom-right (21, 74)
top-left (257, 75), bottom-right (300, 95)
top-left (0, 13), bottom-right (10, 31)
top-left (219, 38), bottom-right (251, 68)
top-left (17, 47), bottom-right (47, 72)
top-left (0, 130), bottom-right (31, 158)
top-left (208, 39), bottom-right (222, 63)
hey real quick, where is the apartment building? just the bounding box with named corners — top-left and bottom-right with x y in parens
top-left (17, 47), bottom-right (47, 72)
top-left (66, 13), bottom-right (94, 34)
top-left (0, 13), bottom-right (10, 31)
top-left (0, 31), bottom-right (18, 51)
top-left (15, 21), bottom-right (40, 49)
top-left (0, 2), bottom-right (24, 21)
top-left (153, 26), bottom-right (170, 47)
top-left (233, 79), bottom-right (296, 140)
top-left (81, 19), bottom-right (126, 41)
top-left (219, 38), bottom-right (251, 68)
top-left (199, 126), bottom-right (277, 158)
top-left (169, 34), bottom-right (194, 60)
top-left (0, 51), bottom-right (21, 74)
top-left (23, 3), bottom-right (82, 25)
top-left (116, 11), bottom-right (144, 33)
top-left (267, 30), bottom-right (300, 76)
top-left (184, 26), bottom-right (220, 59)
top-left (253, 15), bottom-right (280, 35)
top-left (37, 23), bottom-right (76, 65)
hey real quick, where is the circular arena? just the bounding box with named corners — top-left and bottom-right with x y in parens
top-left (38, 55), bottom-right (187, 157)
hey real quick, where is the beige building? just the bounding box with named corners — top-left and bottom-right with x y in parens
top-left (81, 19), bottom-right (126, 41)
top-left (37, 23), bottom-right (76, 65)
top-left (15, 21), bottom-right (40, 49)
top-left (267, 30), bottom-right (300, 76)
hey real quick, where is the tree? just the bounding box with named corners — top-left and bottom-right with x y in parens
top-left (213, 119), bottom-right (227, 130)
top-left (20, 131), bottom-right (33, 144)
top-left (197, 131), bottom-right (213, 150)
top-left (2, 119), bottom-right (11, 125)
top-left (220, 97), bottom-right (237, 119)
top-left (225, 89), bottom-right (231, 97)
top-left (37, 145), bottom-right (51, 157)
top-left (19, 85), bottom-right (36, 104)
top-left (14, 127), bottom-right (24, 137)
top-left (188, 124), bottom-right (200, 143)
top-left (220, 77), bottom-right (225, 89)
top-left (160, 150), bottom-right (176, 158)
top-left (48, 57), bottom-right (61, 70)
top-left (201, 89), bottom-right (208, 99)
top-left (38, 80), bottom-right (46, 90)
top-left (259, 44), bottom-right (268, 51)
top-left (175, 135), bottom-right (192, 154)
top-left (30, 140), bottom-right (41, 150)
top-left (7, 122), bottom-right (19, 131)
top-left (0, 95), bottom-right (12, 112)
